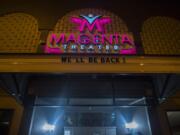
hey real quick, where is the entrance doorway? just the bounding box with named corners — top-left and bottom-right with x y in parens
top-left (29, 97), bottom-right (151, 135)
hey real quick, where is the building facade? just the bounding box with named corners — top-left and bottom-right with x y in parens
top-left (0, 1), bottom-right (180, 135)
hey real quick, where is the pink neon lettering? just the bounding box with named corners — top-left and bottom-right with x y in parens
top-left (121, 34), bottom-right (133, 45)
top-left (50, 33), bottom-right (65, 45)
top-left (99, 17), bottom-right (111, 33)
top-left (45, 14), bottom-right (136, 54)
top-left (114, 34), bottom-right (120, 44)
top-left (67, 34), bottom-right (76, 43)
top-left (102, 34), bottom-right (113, 44)
top-left (49, 33), bottom-right (135, 45)
top-left (78, 34), bottom-right (91, 44)
top-left (93, 34), bottom-right (101, 44)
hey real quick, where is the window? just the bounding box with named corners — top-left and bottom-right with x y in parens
top-left (64, 130), bottom-right (71, 135)
top-left (167, 111), bottom-right (180, 135)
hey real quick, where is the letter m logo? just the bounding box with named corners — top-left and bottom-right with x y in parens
top-left (71, 14), bottom-right (111, 33)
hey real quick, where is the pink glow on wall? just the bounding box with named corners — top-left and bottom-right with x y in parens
top-left (44, 45), bottom-right (62, 54)
top-left (120, 48), bottom-right (136, 54)
top-left (45, 14), bottom-right (137, 55)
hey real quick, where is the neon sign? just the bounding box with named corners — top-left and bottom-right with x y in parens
top-left (45, 14), bottom-right (136, 54)
top-left (71, 14), bottom-right (111, 33)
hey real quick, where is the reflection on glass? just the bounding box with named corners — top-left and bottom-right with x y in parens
top-left (167, 111), bottom-right (180, 135)
top-left (0, 109), bottom-right (13, 135)
top-left (29, 106), bottom-right (152, 135)
top-left (64, 129), bottom-right (71, 135)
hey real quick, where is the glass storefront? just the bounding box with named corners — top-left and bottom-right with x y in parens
top-left (0, 1), bottom-right (179, 135)
top-left (29, 98), bottom-right (152, 135)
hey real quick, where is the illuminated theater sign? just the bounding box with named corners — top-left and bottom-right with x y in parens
top-left (45, 13), bottom-right (136, 54)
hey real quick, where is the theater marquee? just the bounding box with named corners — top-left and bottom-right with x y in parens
top-left (44, 13), bottom-right (136, 55)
